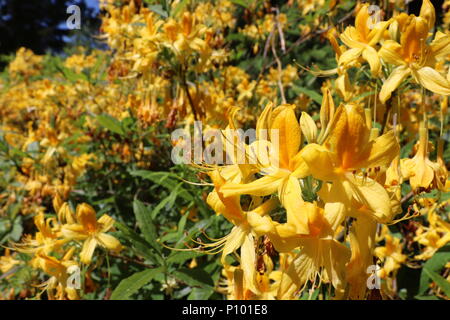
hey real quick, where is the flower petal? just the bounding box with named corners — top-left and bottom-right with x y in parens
top-left (413, 67), bottom-right (450, 96)
top-left (80, 237), bottom-right (97, 265)
top-left (338, 47), bottom-right (362, 68)
top-left (346, 175), bottom-right (394, 223)
top-left (269, 105), bottom-right (301, 169)
top-left (379, 65), bottom-right (410, 103)
top-left (61, 224), bottom-right (88, 241)
top-left (359, 130), bottom-right (400, 169)
top-left (379, 40), bottom-right (404, 66)
top-left (220, 173), bottom-right (285, 198)
top-left (362, 46), bottom-right (381, 76)
top-left (430, 32), bottom-right (450, 60)
top-left (301, 144), bottom-right (336, 181)
top-left (300, 112), bottom-right (318, 144)
top-left (97, 214), bottom-right (115, 233)
top-left (97, 233), bottom-right (122, 252)
top-left (241, 233), bottom-right (259, 294)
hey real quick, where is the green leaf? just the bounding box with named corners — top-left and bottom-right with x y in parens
top-left (292, 85), bottom-right (322, 105)
top-left (58, 64), bottom-right (88, 82)
top-left (172, 0), bottom-right (189, 17)
top-left (97, 114), bottom-right (124, 136)
top-left (351, 91), bottom-right (376, 102)
top-left (148, 4), bottom-right (168, 18)
top-left (110, 267), bottom-right (163, 300)
top-left (187, 287), bottom-right (214, 300)
top-left (115, 221), bottom-right (161, 264)
top-left (423, 267), bottom-right (450, 298)
top-left (177, 213), bottom-right (188, 236)
top-left (230, 0), bottom-right (249, 8)
top-left (130, 170), bottom-right (193, 202)
top-left (167, 251), bottom-right (204, 265)
top-left (415, 295), bottom-right (440, 300)
top-left (417, 245), bottom-right (450, 296)
top-left (173, 268), bottom-right (214, 288)
top-left (133, 199), bottom-right (161, 254)
top-left (151, 194), bottom-right (175, 219)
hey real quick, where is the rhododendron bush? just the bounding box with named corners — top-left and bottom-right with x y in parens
top-left (0, 0), bottom-right (449, 300)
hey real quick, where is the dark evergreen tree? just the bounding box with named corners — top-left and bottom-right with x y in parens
top-left (0, 0), bottom-right (100, 55)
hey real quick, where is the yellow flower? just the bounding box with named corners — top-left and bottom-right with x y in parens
top-left (33, 248), bottom-right (79, 300)
top-left (378, 2), bottom-right (450, 103)
top-left (0, 249), bottom-right (21, 275)
top-left (221, 103), bottom-right (311, 234)
top-left (338, 4), bottom-right (390, 76)
top-left (401, 124), bottom-right (445, 192)
top-left (414, 204), bottom-right (450, 260)
top-left (205, 170), bottom-right (279, 295)
top-left (345, 215), bottom-right (378, 300)
top-left (301, 103), bottom-right (400, 223)
top-left (270, 202), bottom-right (351, 299)
top-left (374, 230), bottom-right (407, 278)
top-left (15, 213), bottom-right (66, 255)
top-left (61, 203), bottom-right (122, 264)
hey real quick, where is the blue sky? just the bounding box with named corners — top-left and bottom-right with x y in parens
top-left (84, 0), bottom-right (100, 13)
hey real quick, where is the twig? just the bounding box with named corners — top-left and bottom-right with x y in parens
top-left (180, 66), bottom-right (199, 122)
top-left (272, 39), bottom-right (286, 104)
top-left (253, 8), bottom-right (356, 92)
top-left (401, 191), bottom-right (414, 204)
top-left (272, 7), bottom-right (286, 53)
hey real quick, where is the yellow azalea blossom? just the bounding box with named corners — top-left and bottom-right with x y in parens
top-left (219, 266), bottom-right (253, 300)
top-left (401, 124), bottom-right (446, 192)
top-left (338, 3), bottom-right (391, 76)
top-left (374, 229), bottom-right (407, 279)
top-left (345, 215), bottom-right (377, 300)
top-left (379, 1), bottom-right (450, 103)
top-left (61, 203), bottom-right (122, 264)
top-left (414, 204), bottom-right (450, 260)
top-left (219, 257), bottom-right (281, 300)
top-left (163, 12), bottom-right (207, 59)
top-left (243, 200), bottom-right (350, 298)
top-left (0, 249), bottom-right (21, 275)
top-left (272, 203), bottom-right (350, 299)
top-left (221, 103), bottom-right (311, 234)
top-left (301, 103), bottom-right (400, 223)
top-left (14, 212), bottom-right (67, 255)
top-left (33, 248), bottom-right (79, 300)
top-left (205, 170), bottom-right (279, 294)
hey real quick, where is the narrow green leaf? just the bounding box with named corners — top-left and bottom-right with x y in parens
top-left (414, 295), bottom-right (440, 300)
top-left (97, 114), bottom-right (124, 135)
top-left (148, 4), bottom-right (168, 18)
top-left (173, 268), bottom-right (214, 288)
top-left (187, 287), bottom-right (214, 300)
top-left (167, 251), bottom-right (203, 265)
top-left (417, 246), bottom-right (450, 296)
top-left (130, 170), bottom-right (193, 201)
top-left (172, 0), bottom-right (189, 17)
top-left (110, 267), bottom-right (162, 300)
top-left (230, 0), bottom-right (249, 8)
top-left (292, 85), bottom-right (323, 105)
top-left (423, 267), bottom-right (450, 298)
top-left (133, 199), bottom-right (161, 254)
top-left (151, 194), bottom-right (174, 219)
top-left (115, 221), bottom-right (161, 263)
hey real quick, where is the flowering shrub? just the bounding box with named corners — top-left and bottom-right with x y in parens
top-left (0, 0), bottom-right (449, 300)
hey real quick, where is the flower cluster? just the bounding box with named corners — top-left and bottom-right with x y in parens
top-left (197, 0), bottom-right (449, 300)
top-left (13, 197), bottom-right (121, 300)
top-left (0, 0), bottom-right (448, 300)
